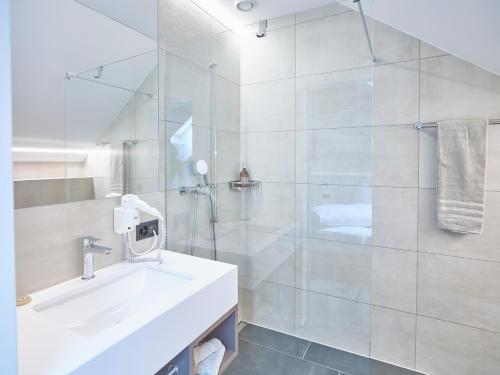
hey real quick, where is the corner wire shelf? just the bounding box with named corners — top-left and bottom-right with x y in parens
top-left (228, 180), bottom-right (261, 192)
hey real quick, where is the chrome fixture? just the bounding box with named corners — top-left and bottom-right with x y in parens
top-left (256, 20), bottom-right (267, 38)
top-left (234, 0), bottom-right (256, 12)
top-left (81, 236), bottom-right (112, 280)
top-left (353, 0), bottom-right (376, 63)
top-left (179, 160), bottom-right (218, 259)
top-left (415, 118), bottom-right (500, 130)
top-left (93, 65), bottom-right (104, 79)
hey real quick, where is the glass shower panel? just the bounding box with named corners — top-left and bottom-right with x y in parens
top-left (293, 0), bottom-right (374, 357)
top-left (160, 0), bottom-right (242, 262)
top-left (64, 49), bottom-right (159, 201)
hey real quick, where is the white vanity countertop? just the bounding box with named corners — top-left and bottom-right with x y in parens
top-left (17, 251), bottom-right (238, 375)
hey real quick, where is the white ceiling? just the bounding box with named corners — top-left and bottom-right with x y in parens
top-left (11, 0), bottom-right (156, 158)
top-left (191, 0), bottom-right (343, 29)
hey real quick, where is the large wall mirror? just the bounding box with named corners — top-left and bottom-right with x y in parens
top-left (12, 0), bottom-right (159, 208)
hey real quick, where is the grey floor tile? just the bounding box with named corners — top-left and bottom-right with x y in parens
top-left (369, 360), bottom-right (423, 375)
top-left (240, 323), bottom-right (311, 358)
top-left (304, 342), bottom-right (424, 375)
top-left (304, 342), bottom-right (371, 375)
top-left (224, 339), bottom-right (339, 375)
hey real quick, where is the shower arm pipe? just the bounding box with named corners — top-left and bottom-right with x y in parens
top-left (209, 63), bottom-right (218, 221)
top-left (353, 0), bottom-right (376, 63)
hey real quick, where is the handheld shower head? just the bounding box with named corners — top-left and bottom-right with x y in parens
top-left (193, 160), bottom-right (208, 176)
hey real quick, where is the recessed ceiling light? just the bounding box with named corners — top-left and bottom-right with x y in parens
top-left (233, 0), bottom-right (256, 12)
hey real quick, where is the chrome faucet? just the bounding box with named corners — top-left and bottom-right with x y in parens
top-left (81, 236), bottom-right (111, 280)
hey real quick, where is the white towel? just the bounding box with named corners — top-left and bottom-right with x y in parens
top-left (194, 338), bottom-right (225, 375)
top-left (437, 119), bottom-right (488, 234)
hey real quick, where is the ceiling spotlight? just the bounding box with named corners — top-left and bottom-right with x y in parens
top-left (234, 0), bottom-right (256, 12)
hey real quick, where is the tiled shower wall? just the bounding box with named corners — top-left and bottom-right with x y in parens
top-left (159, 0), bottom-right (242, 259)
top-left (237, 2), bottom-right (500, 375)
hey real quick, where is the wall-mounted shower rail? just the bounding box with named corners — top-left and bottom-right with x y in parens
top-left (415, 119), bottom-right (500, 130)
top-left (353, 0), bottom-right (375, 63)
top-left (65, 72), bottom-right (154, 98)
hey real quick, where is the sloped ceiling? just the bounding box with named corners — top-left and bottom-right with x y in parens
top-left (11, 0), bottom-right (156, 157)
top-left (371, 0), bottom-right (500, 76)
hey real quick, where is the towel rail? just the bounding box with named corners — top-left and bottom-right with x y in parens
top-left (415, 119), bottom-right (500, 130)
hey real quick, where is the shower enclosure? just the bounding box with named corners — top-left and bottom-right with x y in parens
top-left (161, 0), bottom-right (375, 359)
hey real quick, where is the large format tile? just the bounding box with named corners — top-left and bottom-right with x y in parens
top-left (296, 11), bottom-right (373, 76)
top-left (373, 61), bottom-right (419, 126)
top-left (240, 25), bottom-right (295, 84)
top-left (372, 187), bottom-right (418, 251)
top-left (241, 78), bottom-right (295, 132)
top-left (296, 237), bottom-right (371, 303)
top-left (373, 20), bottom-right (419, 65)
top-left (218, 230), bottom-right (296, 287)
top-left (239, 277), bottom-right (295, 335)
top-left (420, 42), bottom-right (448, 59)
top-left (296, 127), bottom-right (372, 186)
top-left (295, 289), bottom-right (371, 356)
top-left (210, 29), bottom-right (240, 84)
top-left (418, 189), bottom-right (500, 262)
top-left (14, 193), bottom-right (167, 295)
top-left (295, 2), bottom-right (351, 24)
top-left (373, 125), bottom-right (418, 188)
top-left (243, 131), bottom-right (295, 183)
top-left (158, 0), bottom-right (211, 67)
top-left (239, 324), bottom-right (310, 358)
top-left (371, 246), bottom-right (417, 313)
top-left (295, 67), bottom-right (373, 130)
top-left (370, 306), bottom-right (416, 370)
top-left (418, 252), bottom-right (500, 333)
top-left (420, 55), bottom-right (500, 122)
top-left (244, 182), bottom-right (295, 234)
top-left (225, 339), bottom-right (339, 375)
top-left (163, 52), bottom-right (210, 126)
top-left (418, 125), bottom-right (500, 191)
top-left (216, 76), bottom-right (240, 133)
top-left (216, 129), bottom-right (240, 183)
top-left (296, 184), bottom-right (372, 245)
top-left (416, 316), bottom-right (500, 375)
top-left (163, 122), bottom-right (211, 190)
top-left (304, 342), bottom-right (370, 375)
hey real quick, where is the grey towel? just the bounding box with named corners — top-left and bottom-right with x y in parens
top-left (437, 119), bottom-right (488, 234)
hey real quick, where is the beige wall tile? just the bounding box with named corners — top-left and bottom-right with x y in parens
top-left (418, 252), bottom-right (500, 332)
top-left (371, 307), bottom-right (416, 369)
top-left (420, 55), bottom-right (500, 122)
top-left (296, 237), bottom-right (371, 303)
top-left (372, 187), bottom-right (418, 251)
top-left (296, 11), bottom-right (372, 75)
top-left (241, 78), bottom-right (295, 133)
top-left (373, 125), bottom-right (418, 187)
top-left (296, 127), bottom-right (372, 186)
top-left (295, 289), bottom-right (371, 356)
top-left (239, 277), bottom-right (295, 335)
top-left (296, 67), bottom-right (373, 129)
top-left (372, 246), bottom-right (417, 313)
top-left (416, 316), bottom-right (500, 375)
top-left (373, 21), bottom-right (419, 64)
top-left (373, 61), bottom-right (419, 126)
top-left (240, 25), bottom-right (295, 84)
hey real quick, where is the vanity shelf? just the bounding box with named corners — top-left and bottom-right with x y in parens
top-left (228, 180), bottom-right (261, 192)
top-left (157, 305), bottom-right (238, 375)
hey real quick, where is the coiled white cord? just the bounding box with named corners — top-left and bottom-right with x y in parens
top-left (123, 218), bottom-right (166, 263)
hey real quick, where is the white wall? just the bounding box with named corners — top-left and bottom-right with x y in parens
top-left (0, 0), bottom-right (18, 373)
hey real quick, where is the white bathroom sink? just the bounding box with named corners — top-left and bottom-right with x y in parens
top-left (33, 267), bottom-right (192, 337)
top-left (18, 251), bottom-right (238, 375)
